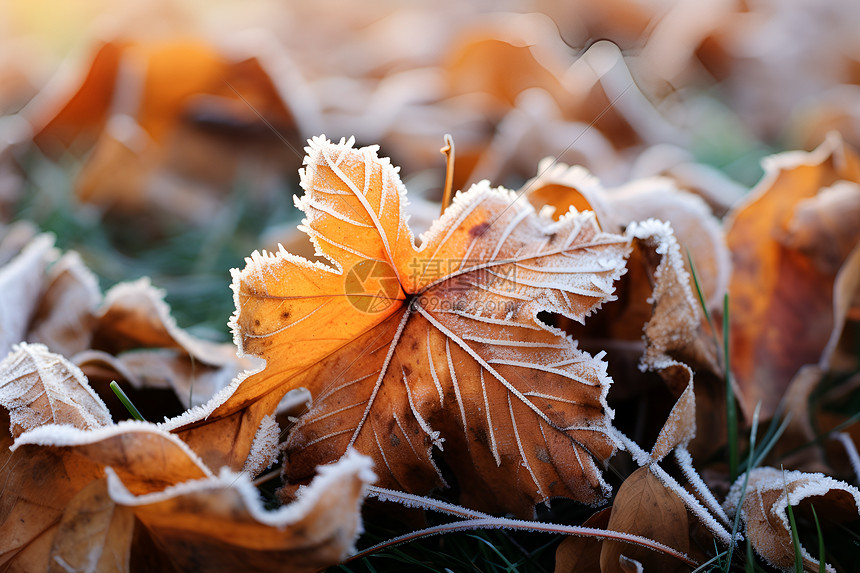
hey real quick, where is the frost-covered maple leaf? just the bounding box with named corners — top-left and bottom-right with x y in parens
top-left (198, 136), bottom-right (631, 516)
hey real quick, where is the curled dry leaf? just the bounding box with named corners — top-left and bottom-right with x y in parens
top-left (780, 242), bottom-right (860, 463)
top-left (0, 347), bottom-right (375, 572)
top-left (524, 162), bottom-right (721, 458)
top-left (26, 250), bottom-right (102, 357)
top-left (79, 278), bottom-right (248, 409)
top-left (0, 413), bottom-right (210, 570)
top-left (724, 467), bottom-right (860, 573)
top-left (107, 450), bottom-right (375, 573)
top-left (2, 418), bottom-right (375, 572)
top-left (180, 135), bottom-right (631, 516)
top-left (624, 220), bottom-right (703, 460)
top-left (649, 378), bottom-right (695, 463)
top-left (0, 233), bottom-right (247, 412)
top-left (600, 467), bottom-right (690, 573)
top-left (0, 342), bottom-right (112, 438)
top-left (726, 133), bottom-right (860, 420)
top-left (606, 181), bottom-right (729, 314)
top-left (525, 160), bottom-right (729, 313)
top-left (0, 229), bottom-right (245, 414)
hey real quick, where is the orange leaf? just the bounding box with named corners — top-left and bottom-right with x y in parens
top-left (185, 136), bottom-right (631, 516)
top-left (27, 38), bottom-right (299, 221)
top-left (726, 133), bottom-right (860, 420)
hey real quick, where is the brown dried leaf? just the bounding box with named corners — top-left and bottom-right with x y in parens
top-left (600, 467), bottom-right (690, 573)
top-left (781, 180), bottom-right (860, 275)
top-left (782, 243), bottom-right (860, 467)
top-left (95, 278), bottom-right (242, 362)
top-left (628, 220), bottom-right (713, 373)
top-left (0, 342), bottom-right (111, 438)
top-left (605, 180), bottom-right (729, 314)
top-left (726, 133), bottom-right (860, 420)
top-left (650, 374), bottom-right (695, 462)
top-left (724, 467), bottom-right (860, 572)
top-left (626, 221), bottom-right (704, 459)
top-left (47, 479), bottom-right (135, 573)
top-left (178, 136), bottom-right (631, 517)
top-left (19, 448), bottom-right (372, 573)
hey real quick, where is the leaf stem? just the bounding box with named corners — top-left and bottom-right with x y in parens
top-left (439, 134), bottom-right (455, 214)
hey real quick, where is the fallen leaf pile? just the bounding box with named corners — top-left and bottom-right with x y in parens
top-left (2, 1), bottom-right (860, 572)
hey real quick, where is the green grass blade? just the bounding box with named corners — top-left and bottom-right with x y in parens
top-left (687, 250), bottom-right (723, 371)
top-left (692, 550), bottom-right (727, 573)
top-left (783, 470), bottom-right (804, 573)
top-left (745, 534), bottom-right (756, 573)
top-left (468, 534), bottom-right (517, 571)
top-left (686, 250), bottom-right (714, 329)
top-left (109, 380), bottom-right (146, 421)
top-left (780, 410), bottom-right (860, 460)
top-left (811, 505), bottom-right (826, 573)
top-left (726, 402), bottom-right (762, 571)
top-left (725, 293), bottom-right (739, 482)
top-left (748, 414), bottom-right (791, 471)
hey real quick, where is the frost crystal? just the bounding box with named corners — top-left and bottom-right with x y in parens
top-left (242, 414), bottom-right (281, 477)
